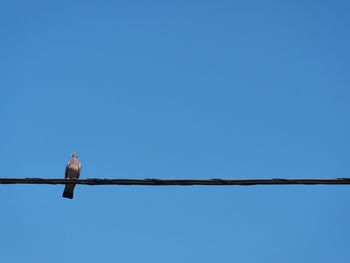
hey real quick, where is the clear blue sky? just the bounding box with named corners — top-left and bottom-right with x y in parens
top-left (1, 0), bottom-right (349, 262)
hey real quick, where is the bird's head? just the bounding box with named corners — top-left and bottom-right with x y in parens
top-left (71, 152), bottom-right (79, 158)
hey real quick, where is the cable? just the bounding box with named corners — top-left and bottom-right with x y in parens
top-left (0, 178), bottom-right (349, 186)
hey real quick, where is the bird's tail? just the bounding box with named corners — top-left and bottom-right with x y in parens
top-left (62, 184), bottom-right (75, 199)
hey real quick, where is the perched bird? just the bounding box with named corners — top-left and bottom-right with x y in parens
top-left (62, 152), bottom-right (82, 199)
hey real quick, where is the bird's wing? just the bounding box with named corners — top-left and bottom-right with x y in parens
top-left (77, 163), bottom-right (82, 178)
top-left (65, 161), bottom-right (70, 179)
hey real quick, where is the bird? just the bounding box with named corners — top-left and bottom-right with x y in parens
top-left (62, 152), bottom-right (82, 199)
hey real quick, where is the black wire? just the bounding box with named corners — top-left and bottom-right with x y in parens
top-left (0, 178), bottom-right (349, 186)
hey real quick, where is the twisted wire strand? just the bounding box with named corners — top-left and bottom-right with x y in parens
top-left (0, 178), bottom-right (349, 186)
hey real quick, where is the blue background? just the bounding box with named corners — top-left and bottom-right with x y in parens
top-left (1, 0), bottom-right (349, 262)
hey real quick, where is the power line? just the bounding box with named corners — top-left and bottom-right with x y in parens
top-left (0, 178), bottom-right (350, 186)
